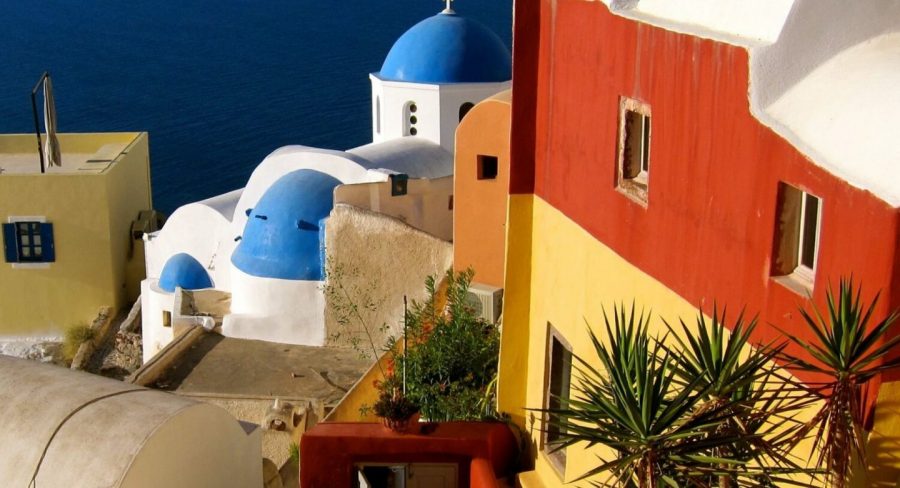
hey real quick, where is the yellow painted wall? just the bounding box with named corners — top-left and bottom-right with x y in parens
top-left (500, 195), bottom-right (822, 486)
top-left (0, 133), bottom-right (152, 336)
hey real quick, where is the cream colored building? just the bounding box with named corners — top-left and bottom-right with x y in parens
top-left (0, 132), bottom-right (155, 339)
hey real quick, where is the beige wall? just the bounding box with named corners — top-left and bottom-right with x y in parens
top-left (334, 175), bottom-right (453, 241)
top-left (0, 133), bottom-right (152, 336)
top-left (323, 204), bottom-right (452, 351)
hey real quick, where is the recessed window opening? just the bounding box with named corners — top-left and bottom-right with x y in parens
top-left (459, 102), bottom-right (474, 122)
top-left (543, 325), bottom-right (572, 474)
top-left (617, 97), bottom-right (651, 204)
top-left (375, 96), bottom-right (381, 134)
top-left (477, 155), bottom-right (498, 180)
top-left (772, 183), bottom-right (822, 284)
top-left (404, 101), bottom-right (418, 136)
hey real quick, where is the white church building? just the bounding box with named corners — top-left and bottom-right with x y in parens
top-left (141, 7), bottom-right (511, 361)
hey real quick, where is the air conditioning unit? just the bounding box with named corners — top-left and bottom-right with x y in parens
top-left (466, 283), bottom-right (503, 324)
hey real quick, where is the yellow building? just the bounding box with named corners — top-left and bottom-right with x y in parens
top-left (0, 132), bottom-right (155, 338)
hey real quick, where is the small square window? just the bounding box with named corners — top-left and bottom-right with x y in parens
top-left (477, 155), bottom-right (498, 180)
top-left (617, 97), bottom-right (651, 205)
top-left (4, 221), bottom-right (53, 263)
top-left (772, 183), bottom-right (822, 287)
top-left (543, 325), bottom-right (572, 475)
top-left (390, 173), bottom-right (408, 196)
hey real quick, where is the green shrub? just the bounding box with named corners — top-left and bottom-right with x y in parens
top-left (390, 269), bottom-right (501, 421)
top-left (63, 323), bottom-right (94, 361)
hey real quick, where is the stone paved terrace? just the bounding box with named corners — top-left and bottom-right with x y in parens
top-left (152, 334), bottom-right (371, 407)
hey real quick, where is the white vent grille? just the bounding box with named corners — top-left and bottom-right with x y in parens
top-left (466, 283), bottom-right (503, 323)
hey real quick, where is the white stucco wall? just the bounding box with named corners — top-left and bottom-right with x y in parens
top-left (370, 76), bottom-right (510, 153)
top-left (140, 280), bottom-right (176, 361)
top-left (224, 266), bottom-right (326, 346)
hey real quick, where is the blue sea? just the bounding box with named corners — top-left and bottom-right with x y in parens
top-left (0, 1), bottom-right (512, 214)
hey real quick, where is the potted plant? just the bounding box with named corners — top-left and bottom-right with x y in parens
top-left (374, 385), bottom-right (420, 434)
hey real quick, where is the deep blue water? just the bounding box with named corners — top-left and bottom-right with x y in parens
top-left (0, 1), bottom-right (512, 214)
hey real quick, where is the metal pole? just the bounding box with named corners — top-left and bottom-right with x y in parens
top-left (30, 72), bottom-right (49, 174)
top-left (403, 295), bottom-right (408, 395)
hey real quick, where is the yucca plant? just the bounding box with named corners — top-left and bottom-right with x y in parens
top-left (780, 278), bottom-right (900, 488)
top-left (664, 307), bottom-right (818, 487)
top-left (541, 304), bottom-right (761, 487)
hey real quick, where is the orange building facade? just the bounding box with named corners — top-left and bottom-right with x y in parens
top-left (452, 90), bottom-right (511, 289)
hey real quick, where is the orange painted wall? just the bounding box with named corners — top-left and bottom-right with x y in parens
top-left (509, 0), bottom-right (900, 382)
top-left (453, 92), bottom-right (512, 288)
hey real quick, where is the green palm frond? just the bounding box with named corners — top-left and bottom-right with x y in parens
top-left (779, 277), bottom-right (900, 488)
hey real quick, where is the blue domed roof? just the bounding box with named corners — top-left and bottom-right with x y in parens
top-left (159, 253), bottom-right (212, 293)
top-left (379, 12), bottom-right (511, 84)
top-left (231, 169), bottom-right (341, 280)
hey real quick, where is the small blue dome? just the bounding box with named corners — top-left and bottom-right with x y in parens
top-left (159, 253), bottom-right (212, 293)
top-left (379, 12), bottom-right (511, 84)
top-left (231, 169), bottom-right (341, 280)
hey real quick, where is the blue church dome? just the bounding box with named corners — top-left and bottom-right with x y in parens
top-left (231, 169), bottom-right (341, 281)
top-left (379, 12), bottom-right (511, 84)
top-left (159, 253), bottom-right (212, 293)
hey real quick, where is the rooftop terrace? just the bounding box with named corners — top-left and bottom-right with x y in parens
top-left (0, 132), bottom-right (143, 175)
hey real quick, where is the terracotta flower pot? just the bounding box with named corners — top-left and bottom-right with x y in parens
top-left (381, 412), bottom-right (421, 434)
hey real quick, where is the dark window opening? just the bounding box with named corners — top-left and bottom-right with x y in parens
top-left (477, 155), bottom-right (498, 180)
top-left (544, 328), bottom-right (572, 473)
top-left (459, 102), bottom-right (475, 122)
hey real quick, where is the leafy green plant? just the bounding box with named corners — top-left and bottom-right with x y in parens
top-left (323, 258), bottom-right (391, 364)
top-left (391, 269), bottom-right (501, 421)
top-left (779, 278), bottom-right (900, 488)
top-left (288, 442), bottom-right (300, 465)
top-left (63, 323), bottom-right (94, 361)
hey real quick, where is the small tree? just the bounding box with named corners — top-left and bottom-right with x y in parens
top-left (390, 269), bottom-right (501, 421)
top-left (780, 278), bottom-right (900, 488)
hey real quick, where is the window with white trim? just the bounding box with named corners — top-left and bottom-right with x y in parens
top-left (3, 220), bottom-right (55, 263)
top-left (772, 183), bottom-right (822, 285)
top-left (616, 97), bottom-right (651, 204)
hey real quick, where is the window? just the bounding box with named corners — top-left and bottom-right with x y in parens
top-left (477, 155), bottom-right (498, 180)
top-left (617, 97), bottom-right (651, 204)
top-left (389, 173), bottom-right (408, 196)
top-left (3, 220), bottom-right (55, 264)
top-left (404, 101), bottom-right (418, 136)
top-left (543, 326), bottom-right (572, 474)
top-left (459, 102), bottom-right (474, 122)
top-left (375, 96), bottom-right (381, 134)
top-left (772, 183), bottom-right (822, 286)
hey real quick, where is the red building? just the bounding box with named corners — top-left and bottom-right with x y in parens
top-left (498, 0), bottom-right (900, 485)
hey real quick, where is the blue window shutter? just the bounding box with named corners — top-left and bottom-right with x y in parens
top-left (2, 223), bottom-right (18, 263)
top-left (40, 223), bottom-right (55, 262)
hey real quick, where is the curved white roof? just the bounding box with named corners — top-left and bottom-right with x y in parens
top-left (348, 137), bottom-right (453, 179)
top-left (0, 356), bottom-right (258, 487)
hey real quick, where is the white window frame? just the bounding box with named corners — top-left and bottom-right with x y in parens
top-left (793, 191), bottom-right (822, 282)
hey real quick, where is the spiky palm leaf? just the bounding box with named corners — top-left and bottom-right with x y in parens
top-left (780, 278), bottom-right (900, 488)
top-left (540, 304), bottom-right (775, 487)
top-left (662, 306), bottom-right (818, 486)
